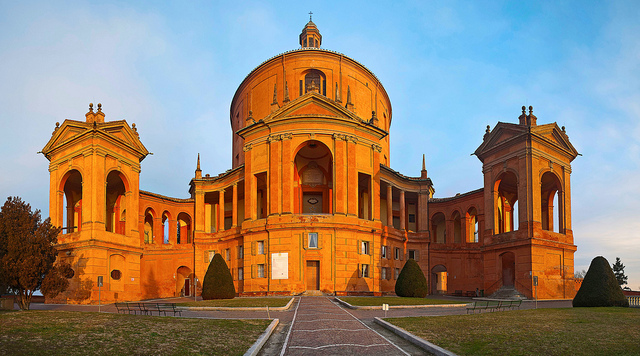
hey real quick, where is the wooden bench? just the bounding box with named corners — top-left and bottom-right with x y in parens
top-left (467, 300), bottom-right (522, 314)
top-left (114, 302), bottom-right (181, 316)
top-left (152, 303), bottom-right (182, 317)
top-left (115, 302), bottom-right (142, 315)
top-left (453, 290), bottom-right (463, 296)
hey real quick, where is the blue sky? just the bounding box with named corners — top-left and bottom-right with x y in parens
top-left (1, 1), bottom-right (638, 290)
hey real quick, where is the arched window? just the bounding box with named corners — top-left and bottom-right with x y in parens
top-left (106, 171), bottom-right (127, 234)
top-left (300, 69), bottom-right (326, 96)
top-left (466, 207), bottom-right (479, 243)
top-left (62, 170), bottom-right (82, 234)
top-left (162, 211), bottom-right (170, 244)
top-left (144, 208), bottom-right (155, 244)
top-left (541, 172), bottom-right (563, 233)
top-left (452, 211), bottom-right (462, 243)
top-left (294, 140), bottom-right (333, 214)
top-left (431, 212), bottom-right (446, 243)
top-left (494, 171), bottom-right (518, 234)
top-left (177, 212), bottom-right (191, 244)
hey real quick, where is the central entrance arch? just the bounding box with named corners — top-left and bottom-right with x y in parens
top-left (294, 140), bottom-right (333, 214)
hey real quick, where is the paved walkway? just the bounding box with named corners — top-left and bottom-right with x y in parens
top-left (280, 297), bottom-right (409, 356)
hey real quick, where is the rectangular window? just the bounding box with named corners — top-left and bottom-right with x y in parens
top-left (257, 264), bottom-right (265, 278)
top-left (394, 247), bottom-right (401, 260)
top-left (238, 245), bottom-right (244, 259)
top-left (361, 264), bottom-right (370, 278)
top-left (225, 248), bottom-right (230, 261)
top-left (238, 267), bottom-right (244, 280)
top-left (381, 267), bottom-right (387, 280)
top-left (361, 241), bottom-right (370, 255)
top-left (381, 245), bottom-right (388, 259)
top-left (408, 250), bottom-right (418, 260)
top-left (409, 214), bottom-right (416, 223)
top-left (395, 268), bottom-right (400, 280)
top-left (258, 241), bottom-right (265, 255)
top-left (208, 251), bottom-right (215, 262)
top-left (308, 232), bottom-right (318, 248)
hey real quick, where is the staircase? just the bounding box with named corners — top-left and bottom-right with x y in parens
top-left (301, 290), bottom-right (324, 296)
top-left (489, 286), bottom-right (527, 300)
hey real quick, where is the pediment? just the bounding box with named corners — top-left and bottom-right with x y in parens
top-left (531, 123), bottom-right (579, 158)
top-left (474, 122), bottom-right (579, 161)
top-left (42, 119), bottom-right (149, 161)
top-left (265, 92), bottom-right (362, 123)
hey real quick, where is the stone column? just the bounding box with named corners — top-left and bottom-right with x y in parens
top-left (399, 190), bottom-right (405, 231)
top-left (218, 189), bottom-right (225, 231)
top-left (232, 184), bottom-right (238, 227)
top-left (386, 184), bottom-right (393, 227)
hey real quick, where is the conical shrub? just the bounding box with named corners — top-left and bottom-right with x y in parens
top-left (573, 256), bottom-right (629, 307)
top-left (395, 258), bottom-right (428, 298)
top-left (202, 253), bottom-right (236, 300)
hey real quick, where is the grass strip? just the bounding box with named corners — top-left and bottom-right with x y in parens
top-left (386, 307), bottom-right (640, 356)
top-left (0, 310), bottom-right (270, 356)
top-left (178, 297), bottom-right (291, 308)
top-left (340, 296), bottom-right (467, 306)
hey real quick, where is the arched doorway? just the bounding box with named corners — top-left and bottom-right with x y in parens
top-left (500, 252), bottom-right (515, 287)
top-left (541, 171), bottom-right (563, 233)
top-left (494, 171), bottom-right (518, 234)
top-left (431, 264), bottom-right (447, 294)
top-left (294, 140), bottom-right (333, 214)
top-left (61, 169), bottom-right (82, 234)
top-left (176, 266), bottom-right (193, 297)
top-left (106, 171), bottom-right (128, 234)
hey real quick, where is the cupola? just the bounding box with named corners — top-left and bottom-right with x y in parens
top-left (300, 12), bottom-right (322, 48)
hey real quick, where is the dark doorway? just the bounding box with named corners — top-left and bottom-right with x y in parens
top-left (501, 252), bottom-right (515, 287)
top-left (306, 261), bottom-right (320, 290)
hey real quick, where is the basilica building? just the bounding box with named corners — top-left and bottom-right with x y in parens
top-left (42, 20), bottom-right (579, 303)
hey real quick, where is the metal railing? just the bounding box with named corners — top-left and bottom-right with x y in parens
top-left (628, 296), bottom-right (640, 307)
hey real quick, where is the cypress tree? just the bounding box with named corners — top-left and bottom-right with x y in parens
top-left (395, 259), bottom-right (428, 298)
top-left (201, 253), bottom-right (236, 300)
top-left (573, 256), bottom-right (629, 307)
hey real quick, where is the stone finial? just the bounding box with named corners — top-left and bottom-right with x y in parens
top-left (527, 105), bottom-right (537, 126)
top-left (272, 83), bottom-right (278, 105)
top-left (518, 105), bottom-right (527, 125)
top-left (562, 126), bottom-right (566, 133)
top-left (246, 110), bottom-right (256, 124)
top-left (345, 85), bottom-right (354, 111)
top-left (86, 102), bottom-right (105, 124)
top-left (370, 110), bottom-right (378, 125)
top-left (195, 153), bottom-right (202, 179)
top-left (283, 81), bottom-right (290, 103)
top-left (421, 154), bottom-right (428, 178)
top-left (484, 125), bottom-right (491, 141)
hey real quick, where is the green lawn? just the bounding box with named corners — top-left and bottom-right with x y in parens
top-left (0, 310), bottom-right (270, 356)
top-left (387, 307), bottom-right (640, 356)
top-left (339, 296), bottom-right (467, 306)
top-left (178, 297), bottom-right (292, 308)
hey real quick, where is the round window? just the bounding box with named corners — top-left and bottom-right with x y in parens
top-left (111, 269), bottom-right (122, 280)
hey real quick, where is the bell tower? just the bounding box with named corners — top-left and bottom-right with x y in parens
top-left (300, 13), bottom-right (322, 48)
top-left (41, 103), bottom-right (149, 303)
top-left (474, 106), bottom-right (579, 299)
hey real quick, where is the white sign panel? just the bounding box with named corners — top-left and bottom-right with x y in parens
top-left (271, 253), bottom-right (289, 280)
